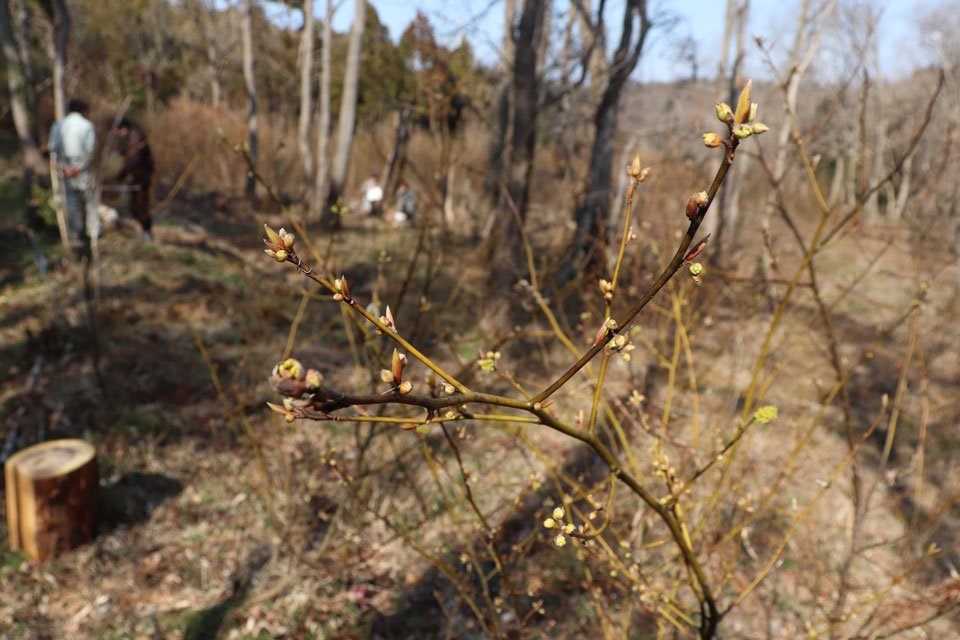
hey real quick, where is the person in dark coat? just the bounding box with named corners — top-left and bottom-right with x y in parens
top-left (112, 118), bottom-right (155, 239)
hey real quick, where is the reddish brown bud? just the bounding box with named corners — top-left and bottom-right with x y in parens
top-left (684, 234), bottom-right (711, 262)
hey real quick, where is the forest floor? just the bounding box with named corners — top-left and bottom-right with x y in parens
top-left (1, 150), bottom-right (959, 640)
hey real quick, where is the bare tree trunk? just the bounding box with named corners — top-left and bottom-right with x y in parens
top-left (485, 0), bottom-right (546, 287)
top-left (381, 106), bottom-right (410, 196)
top-left (241, 0), bottom-right (258, 200)
top-left (562, 0), bottom-right (651, 281)
top-left (322, 0), bottom-right (365, 229)
top-left (887, 153), bottom-right (912, 220)
top-left (443, 157), bottom-right (456, 227)
top-left (488, 0), bottom-right (517, 193)
top-left (12, 0), bottom-right (34, 114)
top-left (828, 153), bottom-right (845, 206)
top-left (864, 91), bottom-right (885, 223)
top-left (198, 0), bottom-right (221, 108)
top-left (0, 0), bottom-right (43, 174)
top-left (760, 0), bottom-right (835, 296)
top-left (310, 0), bottom-right (333, 219)
top-left (39, 0), bottom-right (67, 121)
top-left (297, 0), bottom-right (314, 193)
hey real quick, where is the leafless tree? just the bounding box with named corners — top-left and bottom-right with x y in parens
top-left (563, 0), bottom-right (654, 280)
top-left (297, 0), bottom-right (315, 193)
top-left (322, 0), bottom-right (365, 228)
top-left (241, 0), bottom-right (258, 200)
top-left (759, 0), bottom-right (836, 296)
top-left (185, 0), bottom-right (223, 108)
top-left (484, 0), bottom-right (548, 287)
top-left (0, 0), bottom-right (43, 174)
top-left (37, 0), bottom-right (68, 121)
top-left (310, 0), bottom-right (334, 219)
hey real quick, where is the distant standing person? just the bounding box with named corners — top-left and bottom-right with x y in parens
top-left (49, 98), bottom-right (98, 245)
top-left (112, 118), bottom-right (155, 240)
top-left (360, 173), bottom-right (383, 217)
top-left (394, 180), bottom-right (415, 223)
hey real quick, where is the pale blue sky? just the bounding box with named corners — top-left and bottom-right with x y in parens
top-left (262, 0), bottom-right (940, 82)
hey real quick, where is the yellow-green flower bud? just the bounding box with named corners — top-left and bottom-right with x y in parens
top-left (716, 102), bottom-right (733, 122)
top-left (552, 506), bottom-right (565, 520)
top-left (733, 125), bottom-right (753, 139)
top-left (279, 358), bottom-right (304, 379)
top-left (689, 262), bottom-right (704, 276)
top-left (702, 132), bottom-right (723, 148)
top-left (751, 122), bottom-right (769, 134)
top-left (543, 517), bottom-right (557, 529)
top-left (305, 369), bottom-right (323, 389)
top-left (753, 406), bottom-right (779, 423)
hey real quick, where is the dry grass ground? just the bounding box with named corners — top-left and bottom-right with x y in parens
top-left (1, 132), bottom-right (959, 640)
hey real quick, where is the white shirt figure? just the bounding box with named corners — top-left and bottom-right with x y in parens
top-left (49, 104), bottom-right (99, 240)
top-left (51, 111), bottom-right (96, 190)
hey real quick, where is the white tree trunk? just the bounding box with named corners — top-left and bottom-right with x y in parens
top-left (311, 0), bottom-right (333, 218)
top-left (198, 0), bottom-right (221, 108)
top-left (322, 0), bottom-right (365, 227)
top-left (297, 0), bottom-right (314, 192)
top-left (43, 0), bottom-right (67, 121)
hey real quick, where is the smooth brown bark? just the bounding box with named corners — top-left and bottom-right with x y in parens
top-left (5, 439), bottom-right (100, 562)
top-left (241, 0), bottom-right (258, 200)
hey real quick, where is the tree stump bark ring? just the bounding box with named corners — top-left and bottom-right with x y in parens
top-left (5, 439), bottom-right (100, 561)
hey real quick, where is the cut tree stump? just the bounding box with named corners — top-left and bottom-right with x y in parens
top-left (5, 439), bottom-right (100, 561)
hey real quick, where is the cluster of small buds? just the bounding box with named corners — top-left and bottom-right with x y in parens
top-left (543, 505), bottom-right (576, 547)
top-left (263, 224), bottom-right (295, 262)
top-left (653, 457), bottom-right (681, 493)
top-left (689, 262), bottom-right (704, 286)
top-left (376, 305), bottom-right (397, 335)
top-left (380, 348), bottom-right (412, 393)
top-left (266, 357), bottom-right (328, 421)
top-left (333, 275), bottom-right (351, 302)
top-left (736, 494), bottom-right (756, 513)
top-left (701, 80), bottom-right (769, 150)
top-left (585, 494), bottom-right (602, 523)
top-left (626, 155), bottom-right (651, 181)
top-left (629, 390), bottom-right (646, 408)
top-left (752, 405), bottom-right (779, 424)
top-left (598, 278), bottom-right (615, 301)
top-left (478, 350), bottom-right (501, 373)
top-left (606, 334), bottom-right (635, 361)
